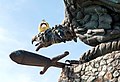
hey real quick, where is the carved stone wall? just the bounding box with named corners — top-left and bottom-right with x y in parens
top-left (58, 51), bottom-right (120, 82)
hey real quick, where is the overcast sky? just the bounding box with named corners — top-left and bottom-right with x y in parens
top-left (0, 0), bottom-right (90, 82)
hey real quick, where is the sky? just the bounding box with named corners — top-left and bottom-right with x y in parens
top-left (0, 0), bottom-right (91, 82)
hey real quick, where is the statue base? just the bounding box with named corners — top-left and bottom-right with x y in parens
top-left (58, 51), bottom-right (120, 82)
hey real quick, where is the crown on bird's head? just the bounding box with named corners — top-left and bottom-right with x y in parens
top-left (38, 19), bottom-right (49, 33)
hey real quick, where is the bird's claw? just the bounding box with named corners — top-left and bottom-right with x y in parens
top-left (32, 35), bottom-right (42, 51)
top-left (35, 43), bottom-right (44, 51)
top-left (32, 34), bottom-right (52, 51)
top-left (32, 36), bottom-right (37, 44)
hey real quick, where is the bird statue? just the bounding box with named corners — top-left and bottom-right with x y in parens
top-left (32, 0), bottom-right (120, 64)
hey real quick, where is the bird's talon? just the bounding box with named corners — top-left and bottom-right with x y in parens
top-left (35, 43), bottom-right (39, 46)
top-left (32, 36), bottom-right (37, 44)
top-left (36, 44), bottom-right (44, 51)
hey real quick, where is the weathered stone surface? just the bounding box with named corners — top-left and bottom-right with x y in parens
top-left (107, 58), bottom-right (113, 63)
top-left (74, 65), bottom-right (82, 73)
top-left (94, 77), bottom-right (103, 82)
top-left (107, 65), bottom-right (114, 73)
top-left (87, 76), bottom-right (96, 82)
top-left (58, 51), bottom-right (120, 82)
top-left (81, 75), bottom-right (89, 80)
top-left (102, 65), bottom-right (107, 71)
top-left (92, 68), bottom-right (97, 73)
top-left (113, 70), bottom-right (119, 78)
top-left (95, 62), bottom-right (100, 68)
top-left (100, 60), bottom-right (106, 66)
top-left (98, 66), bottom-right (102, 72)
top-left (110, 78), bottom-right (118, 82)
top-left (82, 64), bottom-right (86, 71)
top-left (98, 71), bottom-right (106, 77)
top-left (111, 59), bottom-right (119, 67)
top-left (104, 72), bottom-right (112, 80)
top-left (118, 76), bottom-right (120, 82)
top-left (116, 64), bottom-right (120, 70)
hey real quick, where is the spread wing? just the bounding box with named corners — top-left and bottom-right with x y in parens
top-left (98, 0), bottom-right (120, 13)
top-left (76, 0), bottom-right (120, 13)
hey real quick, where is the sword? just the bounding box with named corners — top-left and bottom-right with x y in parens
top-left (10, 50), bottom-right (70, 74)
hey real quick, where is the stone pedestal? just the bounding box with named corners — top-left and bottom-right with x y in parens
top-left (58, 51), bottom-right (120, 82)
